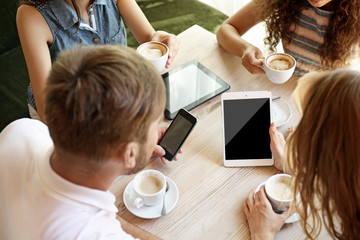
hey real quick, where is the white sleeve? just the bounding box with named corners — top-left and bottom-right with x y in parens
top-left (0, 119), bottom-right (53, 240)
top-left (77, 211), bottom-right (139, 240)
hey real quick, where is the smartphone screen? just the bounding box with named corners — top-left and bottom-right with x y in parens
top-left (158, 109), bottom-right (197, 160)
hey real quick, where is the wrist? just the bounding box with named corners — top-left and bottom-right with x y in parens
top-left (240, 44), bottom-right (253, 58)
top-left (274, 157), bottom-right (284, 172)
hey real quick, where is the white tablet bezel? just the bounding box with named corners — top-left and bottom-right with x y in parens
top-left (221, 91), bottom-right (273, 167)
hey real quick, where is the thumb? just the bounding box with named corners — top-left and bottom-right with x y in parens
top-left (269, 122), bottom-right (277, 136)
top-left (281, 207), bottom-right (294, 222)
top-left (252, 57), bottom-right (264, 67)
top-left (152, 145), bottom-right (165, 157)
top-left (254, 51), bottom-right (265, 66)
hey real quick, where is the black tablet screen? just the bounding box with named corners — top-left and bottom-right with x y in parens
top-left (223, 98), bottom-right (271, 160)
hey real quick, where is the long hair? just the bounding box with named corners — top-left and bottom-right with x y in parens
top-left (19, 0), bottom-right (82, 30)
top-left (287, 70), bottom-right (360, 239)
top-left (257, 0), bottom-right (360, 68)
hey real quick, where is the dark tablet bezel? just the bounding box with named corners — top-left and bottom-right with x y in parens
top-left (162, 60), bottom-right (230, 120)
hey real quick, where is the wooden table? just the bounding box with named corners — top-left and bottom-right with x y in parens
top-left (109, 25), bottom-right (331, 240)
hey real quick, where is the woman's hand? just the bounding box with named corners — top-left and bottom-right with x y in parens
top-left (241, 45), bottom-right (265, 74)
top-left (269, 123), bottom-right (286, 171)
top-left (216, 0), bottom-right (265, 75)
top-left (243, 186), bottom-right (291, 240)
top-left (117, 0), bottom-right (179, 68)
top-left (152, 126), bottom-right (182, 164)
top-left (151, 31), bottom-right (179, 68)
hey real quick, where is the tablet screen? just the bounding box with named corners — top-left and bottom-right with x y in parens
top-left (162, 60), bottom-right (230, 119)
top-left (223, 98), bottom-right (271, 160)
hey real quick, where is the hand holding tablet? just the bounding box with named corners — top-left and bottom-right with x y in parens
top-left (221, 91), bottom-right (273, 167)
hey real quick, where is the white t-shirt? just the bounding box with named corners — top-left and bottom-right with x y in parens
top-left (0, 119), bottom-right (136, 240)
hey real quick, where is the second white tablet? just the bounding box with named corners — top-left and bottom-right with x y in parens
top-left (221, 91), bottom-right (273, 167)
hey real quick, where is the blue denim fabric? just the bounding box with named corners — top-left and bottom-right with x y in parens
top-left (27, 0), bottom-right (127, 110)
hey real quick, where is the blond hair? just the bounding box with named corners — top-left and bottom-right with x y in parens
top-left (287, 70), bottom-right (360, 239)
top-left (45, 45), bottom-right (165, 162)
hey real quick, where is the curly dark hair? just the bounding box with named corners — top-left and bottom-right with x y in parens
top-left (257, 0), bottom-right (360, 69)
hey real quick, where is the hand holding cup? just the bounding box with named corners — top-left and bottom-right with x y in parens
top-left (265, 173), bottom-right (294, 213)
top-left (137, 41), bottom-right (169, 72)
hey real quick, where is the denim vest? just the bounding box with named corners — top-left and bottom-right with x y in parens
top-left (28, 0), bottom-right (127, 110)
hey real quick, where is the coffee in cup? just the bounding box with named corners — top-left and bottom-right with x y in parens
top-left (134, 174), bottom-right (163, 195)
top-left (261, 53), bottom-right (296, 84)
top-left (132, 169), bottom-right (166, 208)
top-left (136, 41), bottom-right (169, 72)
top-left (265, 173), bottom-right (294, 213)
top-left (268, 58), bottom-right (293, 71)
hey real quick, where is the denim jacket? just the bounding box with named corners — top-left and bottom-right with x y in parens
top-left (28, 0), bottom-right (127, 110)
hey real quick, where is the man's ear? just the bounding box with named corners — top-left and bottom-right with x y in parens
top-left (122, 142), bottom-right (139, 169)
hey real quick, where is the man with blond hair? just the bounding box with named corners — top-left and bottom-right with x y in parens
top-left (0, 45), bottom-right (166, 240)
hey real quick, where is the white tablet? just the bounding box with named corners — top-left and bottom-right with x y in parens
top-left (221, 91), bottom-right (273, 167)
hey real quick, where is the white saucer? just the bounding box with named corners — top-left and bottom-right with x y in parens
top-left (123, 177), bottom-right (179, 219)
top-left (272, 98), bottom-right (292, 127)
top-left (254, 181), bottom-right (299, 224)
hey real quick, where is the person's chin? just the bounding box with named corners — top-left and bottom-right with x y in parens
top-left (127, 164), bottom-right (146, 175)
top-left (307, 0), bottom-right (328, 8)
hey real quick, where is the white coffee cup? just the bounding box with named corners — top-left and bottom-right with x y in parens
top-left (265, 173), bottom-right (294, 213)
top-left (136, 41), bottom-right (169, 72)
top-left (261, 53), bottom-right (296, 84)
top-left (132, 169), bottom-right (166, 208)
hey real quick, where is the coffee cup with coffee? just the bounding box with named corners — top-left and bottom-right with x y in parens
top-left (261, 53), bottom-right (296, 84)
top-left (265, 173), bottom-right (294, 213)
top-left (136, 41), bottom-right (169, 72)
top-left (132, 169), bottom-right (166, 208)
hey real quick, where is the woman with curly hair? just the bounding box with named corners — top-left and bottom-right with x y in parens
top-left (216, 0), bottom-right (360, 77)
top-left (243, 69), bottom-right (360, 240)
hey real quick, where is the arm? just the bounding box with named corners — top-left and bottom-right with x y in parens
top-left (117, 0), bottom-right (154, 44)
top-left (216, 0), bottom-right (265, 74)
top-left (117, 0), bottom-right (179, 68)
top-left (117, 216), bottom-right (162, 240)
top-left (269, 123), bottom-right (285, 171)
top-left (16, 4), bottom-right (53, 122)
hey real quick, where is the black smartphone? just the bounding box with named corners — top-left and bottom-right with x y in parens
top-left (158, 108), bottom-right (197, 161)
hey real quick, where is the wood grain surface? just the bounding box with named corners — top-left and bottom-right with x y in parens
top-left (109, 25), bottom-right (332, 240)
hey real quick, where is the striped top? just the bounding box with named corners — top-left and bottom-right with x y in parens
top-left (282, 6), bottom-right (333, 77)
